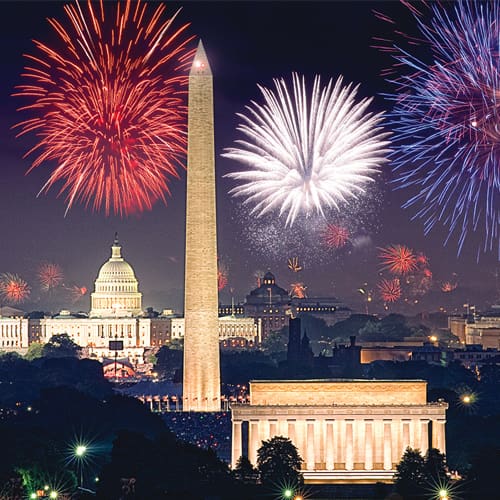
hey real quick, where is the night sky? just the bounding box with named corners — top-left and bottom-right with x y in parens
top-left (0, 1), bottom-right (497, 314)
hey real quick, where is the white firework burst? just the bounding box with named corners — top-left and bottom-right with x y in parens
top-left (223, 73), bottom-right (390, 226)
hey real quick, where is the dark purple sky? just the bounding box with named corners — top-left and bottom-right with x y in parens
top-left (0, 1), bottom-right (497, 314)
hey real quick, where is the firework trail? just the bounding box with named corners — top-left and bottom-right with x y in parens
top-left (378, 1), bottom-right (500, 257)
top-left (14, 0), bottom-right (192, 216)
top-left (0, 273), bottom-right (31, 304)
top-left (223, 73), bottom-right (390, 226)
top-left (377, 278), bottom-right (401, 303)
top-left (287, 257), bottom-right (303, 273)
top-left (379, 244), bottom-right (417, 275)
top-left (290, 282), bottom-right (307, 299)
top-left (37, 262), bottom-right (64, 291)
top-left (323, 223), bottom-right (350, 248)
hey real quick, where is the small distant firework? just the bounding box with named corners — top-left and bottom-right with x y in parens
top-left (379, 244), bottom-right (417, 275)
top-left (378, 1), bottom-right (500, 256)
top-left (377, 278), bottom-right (401, 303)
top-left (68, 285), bottom-right (88, 303)
top-left (217, 257), bottom-right (229, 292)
top-left (416, 253), bottom-right (429, 266)
top-left (223, 73), bottom-right (389, 226)
top-left (290, 282), bottom-right (307, 299)
top-left (287, 257), bottom-right (303, 273)
top-left (14, 0), bottom-right (192, 216)
top-left (0, 273), bottom-right (31, 304)
top-left (323, 223), bottom-right (350, 249)
top-left (37, 262), bottom-right (64, 291)
top-left (441, 281), bottom-right (458, 293)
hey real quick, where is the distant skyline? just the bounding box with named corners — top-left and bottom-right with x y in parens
top-left (0, 1), bottom-right (498, 314)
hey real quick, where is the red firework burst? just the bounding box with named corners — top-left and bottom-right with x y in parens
top-left (37, 262), bottom-right (64, 291)
top-left (377, 278), bottom-right (401, 303)
top-left (323, 224), bottom-right (350, 248)
top-left (290, 282), bottom-right (307, 299)
top-left (416, 252), bottom-right (429, 266)
top-left (68, 285), bottom-right (88, 303)
top-left (217, 259), bottom-right (228, 291)
top-left (14, 0), bottom-right (193, 215)
top-left (0, 273), bottom-right (31, 304)
top-left (378, 244), bottom-right (417, 275)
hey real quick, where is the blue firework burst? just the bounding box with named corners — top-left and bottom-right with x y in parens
top-left (382, 0), bottom-right (500, 258)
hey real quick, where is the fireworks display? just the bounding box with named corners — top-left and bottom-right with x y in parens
top-left (287, 257), bottom-right (303, 273)
top-left (323, 223), bottom-right (350, 249)
top-left (217, 258), bottom-right (229, 292)
top-left (441, 281), bottom-right (458, 293)
top-left (379, 1), bottom-right (500, 256)
top-left (0, 273), bottom-right (31, 304)
top-left (37, 262), bottom-right (64, 291)
top-left (377, 278), bottom-right (401, 303)
top-left (223, 73), bottom-right (389, 226)
top-left (14, 0), bottom-right (192, 215)
top-left (67, 285), bottom-right (88, 303)
top-left (290, 282), bottom-right (307, 299)
top-left (379, 244), bottom-right (417, 275)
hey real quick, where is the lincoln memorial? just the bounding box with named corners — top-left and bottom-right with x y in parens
top-left (231, 379), bottom-right (448, 483)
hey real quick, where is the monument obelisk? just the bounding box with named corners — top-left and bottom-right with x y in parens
top-left (183, 41), bottom-right (220, 412)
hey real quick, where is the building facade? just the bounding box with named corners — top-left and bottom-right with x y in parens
top-left (231, 380), bottom-right (447, 484)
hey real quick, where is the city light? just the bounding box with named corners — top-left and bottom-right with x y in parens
top-left (75, 445), bottom-right (87, 457)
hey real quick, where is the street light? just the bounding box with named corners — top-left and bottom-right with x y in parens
top-left (75, 445), bottom-right (87, 457)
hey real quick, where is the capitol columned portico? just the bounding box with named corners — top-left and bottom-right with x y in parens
top-left (231, 380), bottom-right (447, 483)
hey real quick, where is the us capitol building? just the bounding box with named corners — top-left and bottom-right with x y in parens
top-left (0, 237), bottom-right (259, 365)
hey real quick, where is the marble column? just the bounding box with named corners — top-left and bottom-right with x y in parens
top-left (383, 419), bottom-right (392, 470)
top-left (364, 420), bottom-right (373, 470)
top-left (402, 419), bottom-right (411, 457)
top-left (325, 419), bottom-right (335, 470)
top-left (420, 419), bottom-right (429, 455)
top-left (345, 420), bottom-right (354, 471)
top-left (306, 420), bottom-right (315, 470)
top-left (432, 419), bottom-right (446, 454)
top-left (287, 419), bottom-right (296, 446)
top-left (232, 420), bottom-right (242, 467)
top-left (269, 419), bottom-right (278, 439)
top-left (249, 420), bottom-right (259, 466)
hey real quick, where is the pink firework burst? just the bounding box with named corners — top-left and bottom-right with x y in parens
top-left (323, 224), bottom-right (350, 248)
top-left (37, 262), bottom-right (64, 291)
top-left (377, 278), bottom-right (401, 303)
top-left (0, 273), bottom-right (31, 304)
top-left (379, 244), bottom-right (417, 275)
top-left (14, 0), bottom-right (193, 216)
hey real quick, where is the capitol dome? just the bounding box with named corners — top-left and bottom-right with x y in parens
top-left (90, 235), bottom-right (142, 318)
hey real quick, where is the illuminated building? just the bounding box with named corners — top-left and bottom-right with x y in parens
top-left (449, 307), bottom-right (500, 348)
top-left (237, 271), bottom-right (350, 341)
top-left (243, 271), bottom-right (291, 340)
top-left (0, 316), bottom-right (29, 352)
top-left (183, 41), bottom-right (221, 411)
top-left (90, 235), bottom-right (142, 317)
top-left (231, 380), bottom-right (448, 484)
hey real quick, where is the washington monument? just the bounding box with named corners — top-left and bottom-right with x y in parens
top-left (183, 41), bottom-right (221, 412)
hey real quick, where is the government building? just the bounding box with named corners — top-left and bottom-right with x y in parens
top-left (231, 379), bottom-right (448, 484)
top-left (0, 237), bottom-right (260, 366)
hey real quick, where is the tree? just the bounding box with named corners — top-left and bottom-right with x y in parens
top-left (232, 455), bottom-right (257, 484)
top-left (423, 448), bottom-right (447, 485)
top-left (24, 342), bottom-right (44, 361)
top-left (394, 447), bottom-right (426, 499)
top-left (42, 334), bottom-right (81, 358)
top-left (257, 436), bottom-right (303, 489)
